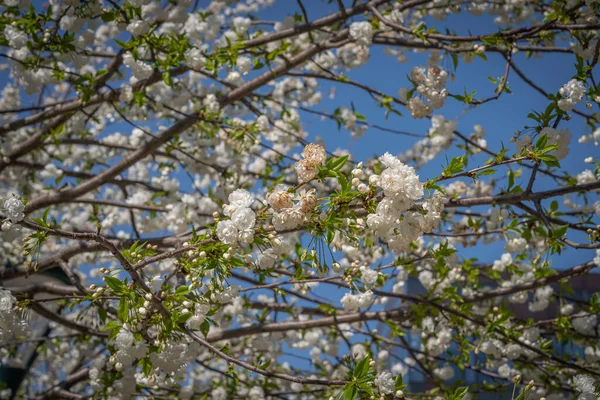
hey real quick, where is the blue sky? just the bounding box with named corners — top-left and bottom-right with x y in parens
top-left (257, 1), bottom-right (598, 270)
top-left (2, 0), bottom-right (598, 388)
top-left (247, 1), bottom-right (600, 378)
top-left (2, 1), bottom-right (594, 269)
top-left (1, 1), bottom-right (594, 282)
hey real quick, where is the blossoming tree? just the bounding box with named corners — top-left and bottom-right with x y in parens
top-left (1, 0), bottom-right (600, 399)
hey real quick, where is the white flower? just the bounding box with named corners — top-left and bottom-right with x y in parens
top-left (561, 303), bottom-right (575, 316)
top-left (577, 170), bottom-right (597, 185)
top-left (539, 127), bottom-right (571, 160)
top-left (256, 115), bottom-right (270, 131)
top-left (123, 53), bottom-right (153, 80)
top-left (340, 291), bottom-right (373, 311)
top-left (349, 21), bottom-right (373, 46)
top-left (418, 270), bottom-right (434, 289)
top-left (558, 79), bottom-right (586, 111)
top-left (298, 189), bottom-right (317, 213)
top-left (594, 249), bottom-right (600, 267)
top-left (294, 143), bottom-right (326, 184)
top-left (374, 372), bottom-right (395, 394)
top-left (516, 135), bottom-right (533, 153)
top-left (0, 290), bottom-right (15, 313)
top-left (492, 253), bottom-right (513, 271)
top-left (40, 163), bottom-right (63, 179)
top-left (294, 161), bottom-right (317, 183)
top-left (216, 285), bottom-right (240, 304)
top-left (407, 97), bottom-right (432, 118)
top-left (504, 237), bottom-right (527, 253)
top-left (238, 228), bottom-right (254, 245)
top-left (4, 26), bottom-right (27, 49)
top-left (434, 365), bottom-right (455, 380)
top-left (378, 154), bottom-right (423, 201)
top-left (184, 48), bottom-right (206, 69)
top-left (236, 56), bottom-right (252, 74)
top-left (574, 374), bottom-right (596, 394)
top-left (231, 207), bottom-right (256, 230)
top-left (126, 20), bottom-right (149, 37)
top-left (186, 303), bottom-right (210, 330)
top-left (248, 386), bottom-right (265, 400)
top-left (268, 185), bottom-right (293, 212)
top-left (119, 86), bottom-right (133, 103)
top-left (225, 71), bottom-right (242, 84)
top-left (227, 189), bottom-right (254, 210)
top-left (204, 93), bottom-right (220, 113)
top-left (257, 248), bottom-right (277, 270)
top-left (573, 314), bottom-right (597, 335)
top-left (405, 66), bottom-right (448, 117)
top-left (360, 267), bottom-right (378, 286)
top-left (233, 17), bottom-right (251, 34)
top-left (1, 220), bottom-right (12, 231)
top-left (301, 143), bottom-right (327, 166)
top-left (216, 220), bottom-right (238, 244)
top-left (211, 387), bottom-right (227, 400)
top-left (272, 208), bottom-right (305, 231)
top-left (4, 195), bottom-right (24, 223)
top-left (114, 329), bottom-right (134, 350)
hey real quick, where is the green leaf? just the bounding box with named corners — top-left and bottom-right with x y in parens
top-left (101, 11), bottom-right (116, 22)
top-left (443, 155), bottom-right (465, 176)
top-left (114, 39), bottom-right (129, 49)
top-left (508, 171), bottom-right (515, 189)
top-left (104, 276), bottom-right (125, 294)
top-left (98, 306), bottom-right (107, 324)
top-left (175, 285), bottom-right (189, 295)
top-left (316, 304), bottom-right (337, 315)
top-left (118, 297), bottom-right (129, 322)
top-left (328, 155), bottom-right (349, 172)
top-left (31, 218), bottom-right (46, 227)
top-left (42, 207), bottom-right (51, 224)
top-left (343, 385), bottom-right (358, 400)
top-left (451, 53), bottom-right (459, 71)
top-left (553, 224), bottom-right (568, 238)
top-left (141, 357), bottom-right (152, 376)
top-left (200, 320), bottom-right (210, 337)
top-left (449, 386), bottom-right (469, 400)
top-left (162, 70), bottom-right (173, 87)
top-left (477, 169), bottom-right (496, 177)
top-left (101, 320), bottom-right (121, 331)
top-left (337, 172), bottom-right (350, 192)
top-left (325, 229), bottom-right (334, 246)
top-left (177, 312), bottom-right (193, 323)
top-left (395, 373), bottom-right (405, 391)
top-left (535, 133), bottom-right (548, 150)
top-left (353, 356), bottom-right (371, 379)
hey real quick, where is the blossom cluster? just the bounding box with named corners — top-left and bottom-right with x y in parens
top-left (268, 185), bottom-right (317, 232)
top-left (558, 79), bottom-right (586, 111)
top-left (216, 189), bottom-right (256, 246)
top-left (516, 127), bottom-right (572, 160)
top-left (0, 1), bottom-right (599, 399)
top-left (0, 289), bottom-right (29, 347)
top-left (401, 66), bottom-right (449, 118)
top-left (340, 290), bottom-right (373, 311)
top-left (349, 21), bottom-right (374, 47)
top-left (294, 143), bottom-right (327, 183)
top-left (366, 152), bottom-right (443, 253)
top-left (2, 195), bottom-right (24, 231)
